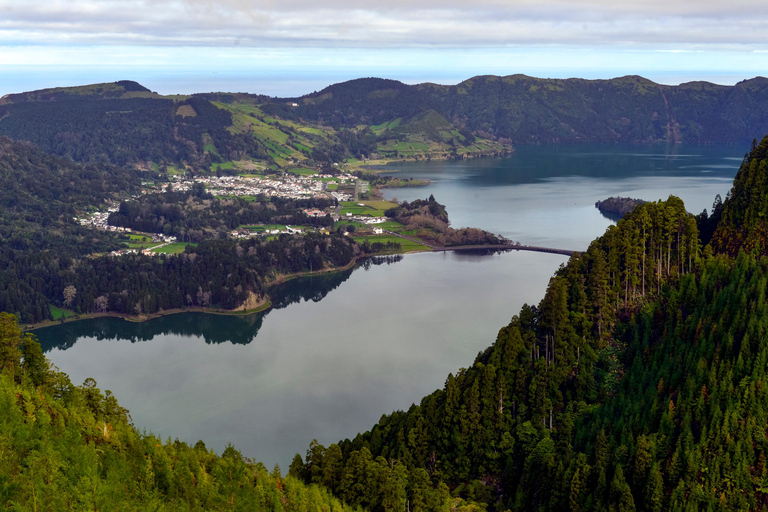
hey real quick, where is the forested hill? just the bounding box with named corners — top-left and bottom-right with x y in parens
top-left (711, 136), bottom-right (768, 256)
top-left (0, 312), bottom-right (363, 511)
top-left (0, 84), bottom-right (267, 167)
top-left (289, 135), bottom-right (768, 511)
top-left (3, 75), bottom-right (768, 172)
top-left (0, 136), bottom-right (139, 254)
top-left (0, 78), bottom-right (507, 170)
top-left (283, 75), bottom-right (768, 144)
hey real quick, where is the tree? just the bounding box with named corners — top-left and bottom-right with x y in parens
top-left (21, 337), bottom-right (49, 387)
top-left (94, 296), bottom-right (108, 313)
top-left (0, 312), bottom-right (25, 376)
top-left (63, 285), bottom-right (77, 307)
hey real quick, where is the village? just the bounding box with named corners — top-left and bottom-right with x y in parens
top-left (166, 172), bottom-right (354, 201)
top-left (74, 169), bottom-right (393, 256)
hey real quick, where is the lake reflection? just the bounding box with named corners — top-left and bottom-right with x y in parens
top-left (379, 144), bottom-right (743, 249)
top-left (38, 251), bottom-right (566, 468)
top-left (37, 144), bottom-right (744, 469)
top-left (38, 262), bottom-right (362, 351)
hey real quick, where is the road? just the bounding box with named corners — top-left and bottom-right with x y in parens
top-left (383, 230), bottom-right (578, 257)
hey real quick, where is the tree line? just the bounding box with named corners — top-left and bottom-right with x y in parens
top-left (108, 190), bottom-right (335, 241)
top-left (0, 312), bottom-right (364, 511)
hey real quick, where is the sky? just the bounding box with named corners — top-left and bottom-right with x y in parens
top-left (2, 0), bottom-right (768, 97)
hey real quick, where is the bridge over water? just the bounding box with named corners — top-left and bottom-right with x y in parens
top-left (383, 230), bottom-right (579, 257)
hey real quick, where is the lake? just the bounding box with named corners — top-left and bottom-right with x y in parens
top-left (37, 144), bottom-right (744, 468)
top-left (378, 144), bottom-right (743, 249)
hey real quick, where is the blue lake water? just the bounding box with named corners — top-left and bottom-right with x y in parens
top-left (378, 144), bottom-right (742, 249)
top-left (37, 144), bottom-right (743, 468)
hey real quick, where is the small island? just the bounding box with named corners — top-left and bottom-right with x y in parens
top-left (595, 196), bottom-right (647, 220)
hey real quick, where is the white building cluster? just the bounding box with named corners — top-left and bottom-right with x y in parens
top-left (74, 205), bottom-right (127, 232)
top-left (167, 173), bottom-right (355, 200)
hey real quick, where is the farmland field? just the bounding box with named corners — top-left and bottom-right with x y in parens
top-left (150, 243), bottom-right (196, 254)
top-left (352, 235), bottom-right (430, 253)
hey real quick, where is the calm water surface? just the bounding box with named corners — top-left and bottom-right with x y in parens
top-left (38, 251), bottom-right (565, 467)
top-left (379, 144), bottom-right (743, 249)
top-left (38, 144), bottom-right (743, 467)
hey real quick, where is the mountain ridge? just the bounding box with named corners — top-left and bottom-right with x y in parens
top-left (2, 75), bottom-right (768, 172)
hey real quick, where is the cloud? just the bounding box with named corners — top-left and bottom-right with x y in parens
top-left (1, 0), bottom-right (767, 49)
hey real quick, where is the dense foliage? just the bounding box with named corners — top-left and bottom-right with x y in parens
top-left (711, 137), bottom-right (768, 256)
top-left (0, 138), bottom-right (368, 325)
top-left (287, 78), bottom-right (434, 128)
top-left (285, 136), bottom-right (768, 512)
top-left (385, 196), bottom-right (450, 227)
top-left (286, 75), bottom-right (768, 145)
top-left (0, 87), bottom-right (267, 167)
top-left (595, 197), bottom-right (647, 219)
top-left (7, 75), bottom-right (767, 175)
top-left (4, 232), bottom-right (364, 324)
top-left (0, 137), bottom-right (139, 252)
top-left (108, 191), bottom-right (335, 241)
top-left (0, 312), bottom-right (361, 512)
top-left (385, 197), bottom-right (505, 247)
top-left (293, 193), bottom-right (701, 510)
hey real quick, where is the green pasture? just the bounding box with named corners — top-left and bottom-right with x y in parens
top-left (339, 200), bottom-right (396, 217)
top-left (150, 243), bottom-right (196, 254)
top-left (125, 233), bottom-right (158, 250)
top-left (288, 168), bottom-right (318, 176)
top-left (50, 306), bottom-right (75, 321)
top-left (353, 235), bottom-right (430, 253)
top-left (370, 118), bottom-right (402, 135)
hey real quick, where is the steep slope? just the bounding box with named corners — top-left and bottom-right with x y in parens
top-left (711, 136), bottom-right (768, 255)
top-left (278, 75), bottom-right (768, 145)
top-left (292, 136), bottom-right (768, 511)
top-left (288, 77), bottom-right (434, 127)
top-left (4, 75), bottom-right (768, 171)
top-left (0, 312), bottom-right (362, 512)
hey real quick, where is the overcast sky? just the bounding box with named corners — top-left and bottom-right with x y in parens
top-left (2, 0), bottom-right (768, 96)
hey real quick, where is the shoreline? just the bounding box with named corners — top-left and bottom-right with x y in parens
top-left (348, 148), bottom-right (513, 171)
top-left (24, 239), bottom-right (567, 332)
top-left (24, 253), bottom-right (365, 332)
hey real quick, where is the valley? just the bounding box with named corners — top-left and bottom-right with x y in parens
top-left (0, 75), bottom-right (767, 512)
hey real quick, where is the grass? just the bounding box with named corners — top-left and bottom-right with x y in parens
top-left (125, 233), bottom-right (157, 250)
top-left (127, 241), bottom-right (157, 250)
top-left (176, 104), bottom-right (197, 117)
top-left (353, 235), bottom-right (430, 253)
top-left (288, 168), bottom-right (318, 176)
top-left (150, 243), bottom-right (196, 254)
top-left (361, 200), bottom-right (398, 211)
top-left (339, 203), bottom-right (378, 217)
top-left (211, 161), bottom-right (236, 172)
top-left (371, 118), bottom-right (402, 135)
top-left (326, 183), bottom-right (338, 191)
top-left (377, 140), bottom-right (433, 156)
top-left (339, 200), bottom-right (397, 218)
top-left (375, 220), bottom-right (406, 231)
top-left (50, 306), bottom-right (75, 321)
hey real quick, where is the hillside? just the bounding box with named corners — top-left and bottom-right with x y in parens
top-left (0, 79), bottom-right (506, 172)
top-left (0, 312), bottom-right (364, 511)
top-left (287, 135), bottom-right (768, 511)
top-left (711, 137), bottom-right (768, 255)
top-left (5, 74), bottom-right (768, 174)
top-left (285, 75), bottom-right (768, 145)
